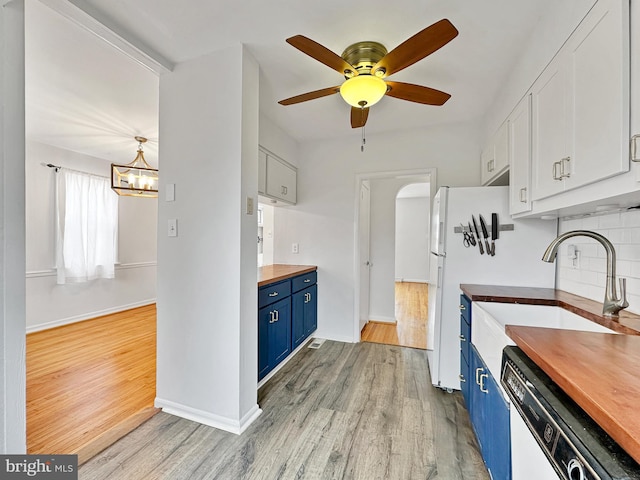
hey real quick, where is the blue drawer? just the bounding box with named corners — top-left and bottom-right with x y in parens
top-left (292, 271), bottom-right (317, 293)
top-left (258, 280), bottom-right (291, 308)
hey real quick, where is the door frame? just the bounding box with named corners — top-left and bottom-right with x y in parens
top-left (352, 168), bottom-right (437, 343)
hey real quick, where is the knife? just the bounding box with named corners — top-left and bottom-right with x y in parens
top-left (479, 215), bottom-right (492, 255)
top-left (491, 213), bottom-right (498, 256)
top-left (467, 221), bottom-right (476, 246)
top-left (471, 215), bottom-right (484, 255)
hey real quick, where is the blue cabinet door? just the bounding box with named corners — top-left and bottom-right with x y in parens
top-left (304, 284), bottom-right (317, 335)
top-left (270, 297), bottom-right (291, 366)
top-left (469, 344), bottom-right (511, 480)
top-left (469, 346), bottom-right (486, 452)
top-left (292, 290), bottom-right (306, 349)
top-left (258, 305), bottom-right (272, 380)
top-left (485, 363), bottom-right (511, 480)
top-left (292, 284), bottom-right (318, 350)
top-left (258, 297), bottom-right (291, 380)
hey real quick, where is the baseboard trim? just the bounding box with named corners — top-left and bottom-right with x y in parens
top-left (367, 315), bottom-right (396, 324)
top-left (154, 398), bottom-right (262, 435)
top-left (26, 300), bottom-right (156, 333)
top-left (368, 319), bottom-right (398, 325)
top-left (395, 279), bottom-right (428, 284)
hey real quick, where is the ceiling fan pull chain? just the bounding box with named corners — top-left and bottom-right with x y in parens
top-left (361, 124), bottom-right (366, 152)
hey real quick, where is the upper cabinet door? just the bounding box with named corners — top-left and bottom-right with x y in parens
top-left (266, 155), bottom-right (297, 204)
top-left (531, 54), bottom-right (572, 201)
top-left (567, 0), bottom-right (630, 189)
top-left (509, 94), bottom-right (532, 215)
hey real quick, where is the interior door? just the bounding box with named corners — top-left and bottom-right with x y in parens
top-left (358, 181), bottom-right (371, 333)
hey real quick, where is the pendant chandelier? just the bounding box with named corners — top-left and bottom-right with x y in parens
top-left (111, 136), bottom-right (158, 198)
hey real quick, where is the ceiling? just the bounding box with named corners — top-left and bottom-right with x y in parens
top-left (26, 0), bottom-right (558, 164)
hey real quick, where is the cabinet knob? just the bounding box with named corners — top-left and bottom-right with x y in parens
top-left (459, 374), bottom-right (466, 383)
top-left (268, 292), bottom-right (278, 297)
top-left (459, 334), bottom-right (466, 342)
top-left (459, 304), bottom-right (466, 311)
top-left (304, 279), bottom-right (311, 283)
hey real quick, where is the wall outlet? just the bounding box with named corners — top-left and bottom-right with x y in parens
top-left (292, 243), bottom-right (299, 254)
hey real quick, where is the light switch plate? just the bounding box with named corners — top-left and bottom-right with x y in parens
top-left (168, 219), bottom-right (177, 237)
top-left (166, 183), bottom-right (175, 202)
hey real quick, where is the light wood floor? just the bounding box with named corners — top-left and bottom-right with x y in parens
top-left (26, 304), bottom-right (158, 463)
top-left (361, 281), bottom-right (428, 349)
top-left (80, 341), bottom-right (489, 480)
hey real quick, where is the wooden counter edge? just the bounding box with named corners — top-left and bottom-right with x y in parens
top-left (258, 264), bottom-right (317, 287)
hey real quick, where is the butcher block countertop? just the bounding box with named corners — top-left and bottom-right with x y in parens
top-left (460, 284), bottom-right (640, 335)
top-left (506, 325), bottom-right (640, 464)
top-left (258, 264), bottom-right (317, 287)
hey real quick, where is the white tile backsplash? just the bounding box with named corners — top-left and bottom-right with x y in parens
top-left (557, 209), bottom-right (640, 314)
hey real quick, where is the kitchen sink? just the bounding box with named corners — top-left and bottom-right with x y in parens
top-left (471, 301), bottom-right (617, 390)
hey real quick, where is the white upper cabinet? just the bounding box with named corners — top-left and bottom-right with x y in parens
top-left (258, 146), bottom-right (297, 205)
top-left (509, 94), bottom-right (532, 215)
top-left (481, 120), bottom-right (509, 186)
top-left (266, 155), bottom-right (297, 204)
top-left (531, 0), bottom-right (629, 202)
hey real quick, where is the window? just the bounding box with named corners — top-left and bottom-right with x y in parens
top-left (55, 169), bottom-right (118, 284)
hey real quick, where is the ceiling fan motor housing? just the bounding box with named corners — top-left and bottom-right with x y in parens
top-left (341, 41), bottom-right (388, 77)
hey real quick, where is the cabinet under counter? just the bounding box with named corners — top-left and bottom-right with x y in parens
top-left (258, 264), bottom-right (318, 383)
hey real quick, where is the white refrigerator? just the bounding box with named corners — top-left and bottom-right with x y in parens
top-left (427, 186), bottom-right (557, 391)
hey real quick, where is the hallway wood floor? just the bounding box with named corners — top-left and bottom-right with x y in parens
top-left (26, 304), bottom-right (158, 463)
top-left (361, 282), bottom-right (427, 349)
top-left (80, 341), bottom-right (489, 480)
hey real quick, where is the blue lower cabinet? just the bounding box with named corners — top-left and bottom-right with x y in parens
top-left (469, 345), bottom-right (511, 480)
top-left (258, 270), bottom-right (317, 381)
top-left (292, 284), bottom-right (317, 349)
top-left (258, 297), bottom-right (291, 381)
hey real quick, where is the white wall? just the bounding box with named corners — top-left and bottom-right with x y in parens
top-left (1, 0), bottom-right (26, 453)
top-left (259, 113), bottom-right (299, 168)
top-left (557, 210), bottom-right (640, 314)
top-left (156, 44), bottom-right (260, 434)
top-left (272, 122), bottom-right (481, 342)
top-left (396, 196), bottom-right (430, 283)
top-left (25, 141), bottom-right (157, 331)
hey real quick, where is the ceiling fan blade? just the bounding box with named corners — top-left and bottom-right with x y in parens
top-left (278, 86), bottom-right (341, 106)
top-left (350, 107), bottom-right (369, 128)
top-left (385, 81), bottom-right (451, 105)
top-left (286, 35), bottom-right (357, 77)
top-left (372, 19), bottom-right (458, 78)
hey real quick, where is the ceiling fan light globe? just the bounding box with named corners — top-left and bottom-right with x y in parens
top-left (339, 75), bottom-right (387, 108)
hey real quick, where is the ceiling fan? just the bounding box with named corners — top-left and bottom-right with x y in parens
top-left (278, 19), bottom-right (459, 129)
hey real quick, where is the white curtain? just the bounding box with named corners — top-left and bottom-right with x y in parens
top-left (55, 169), bottom-right (118, 284)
